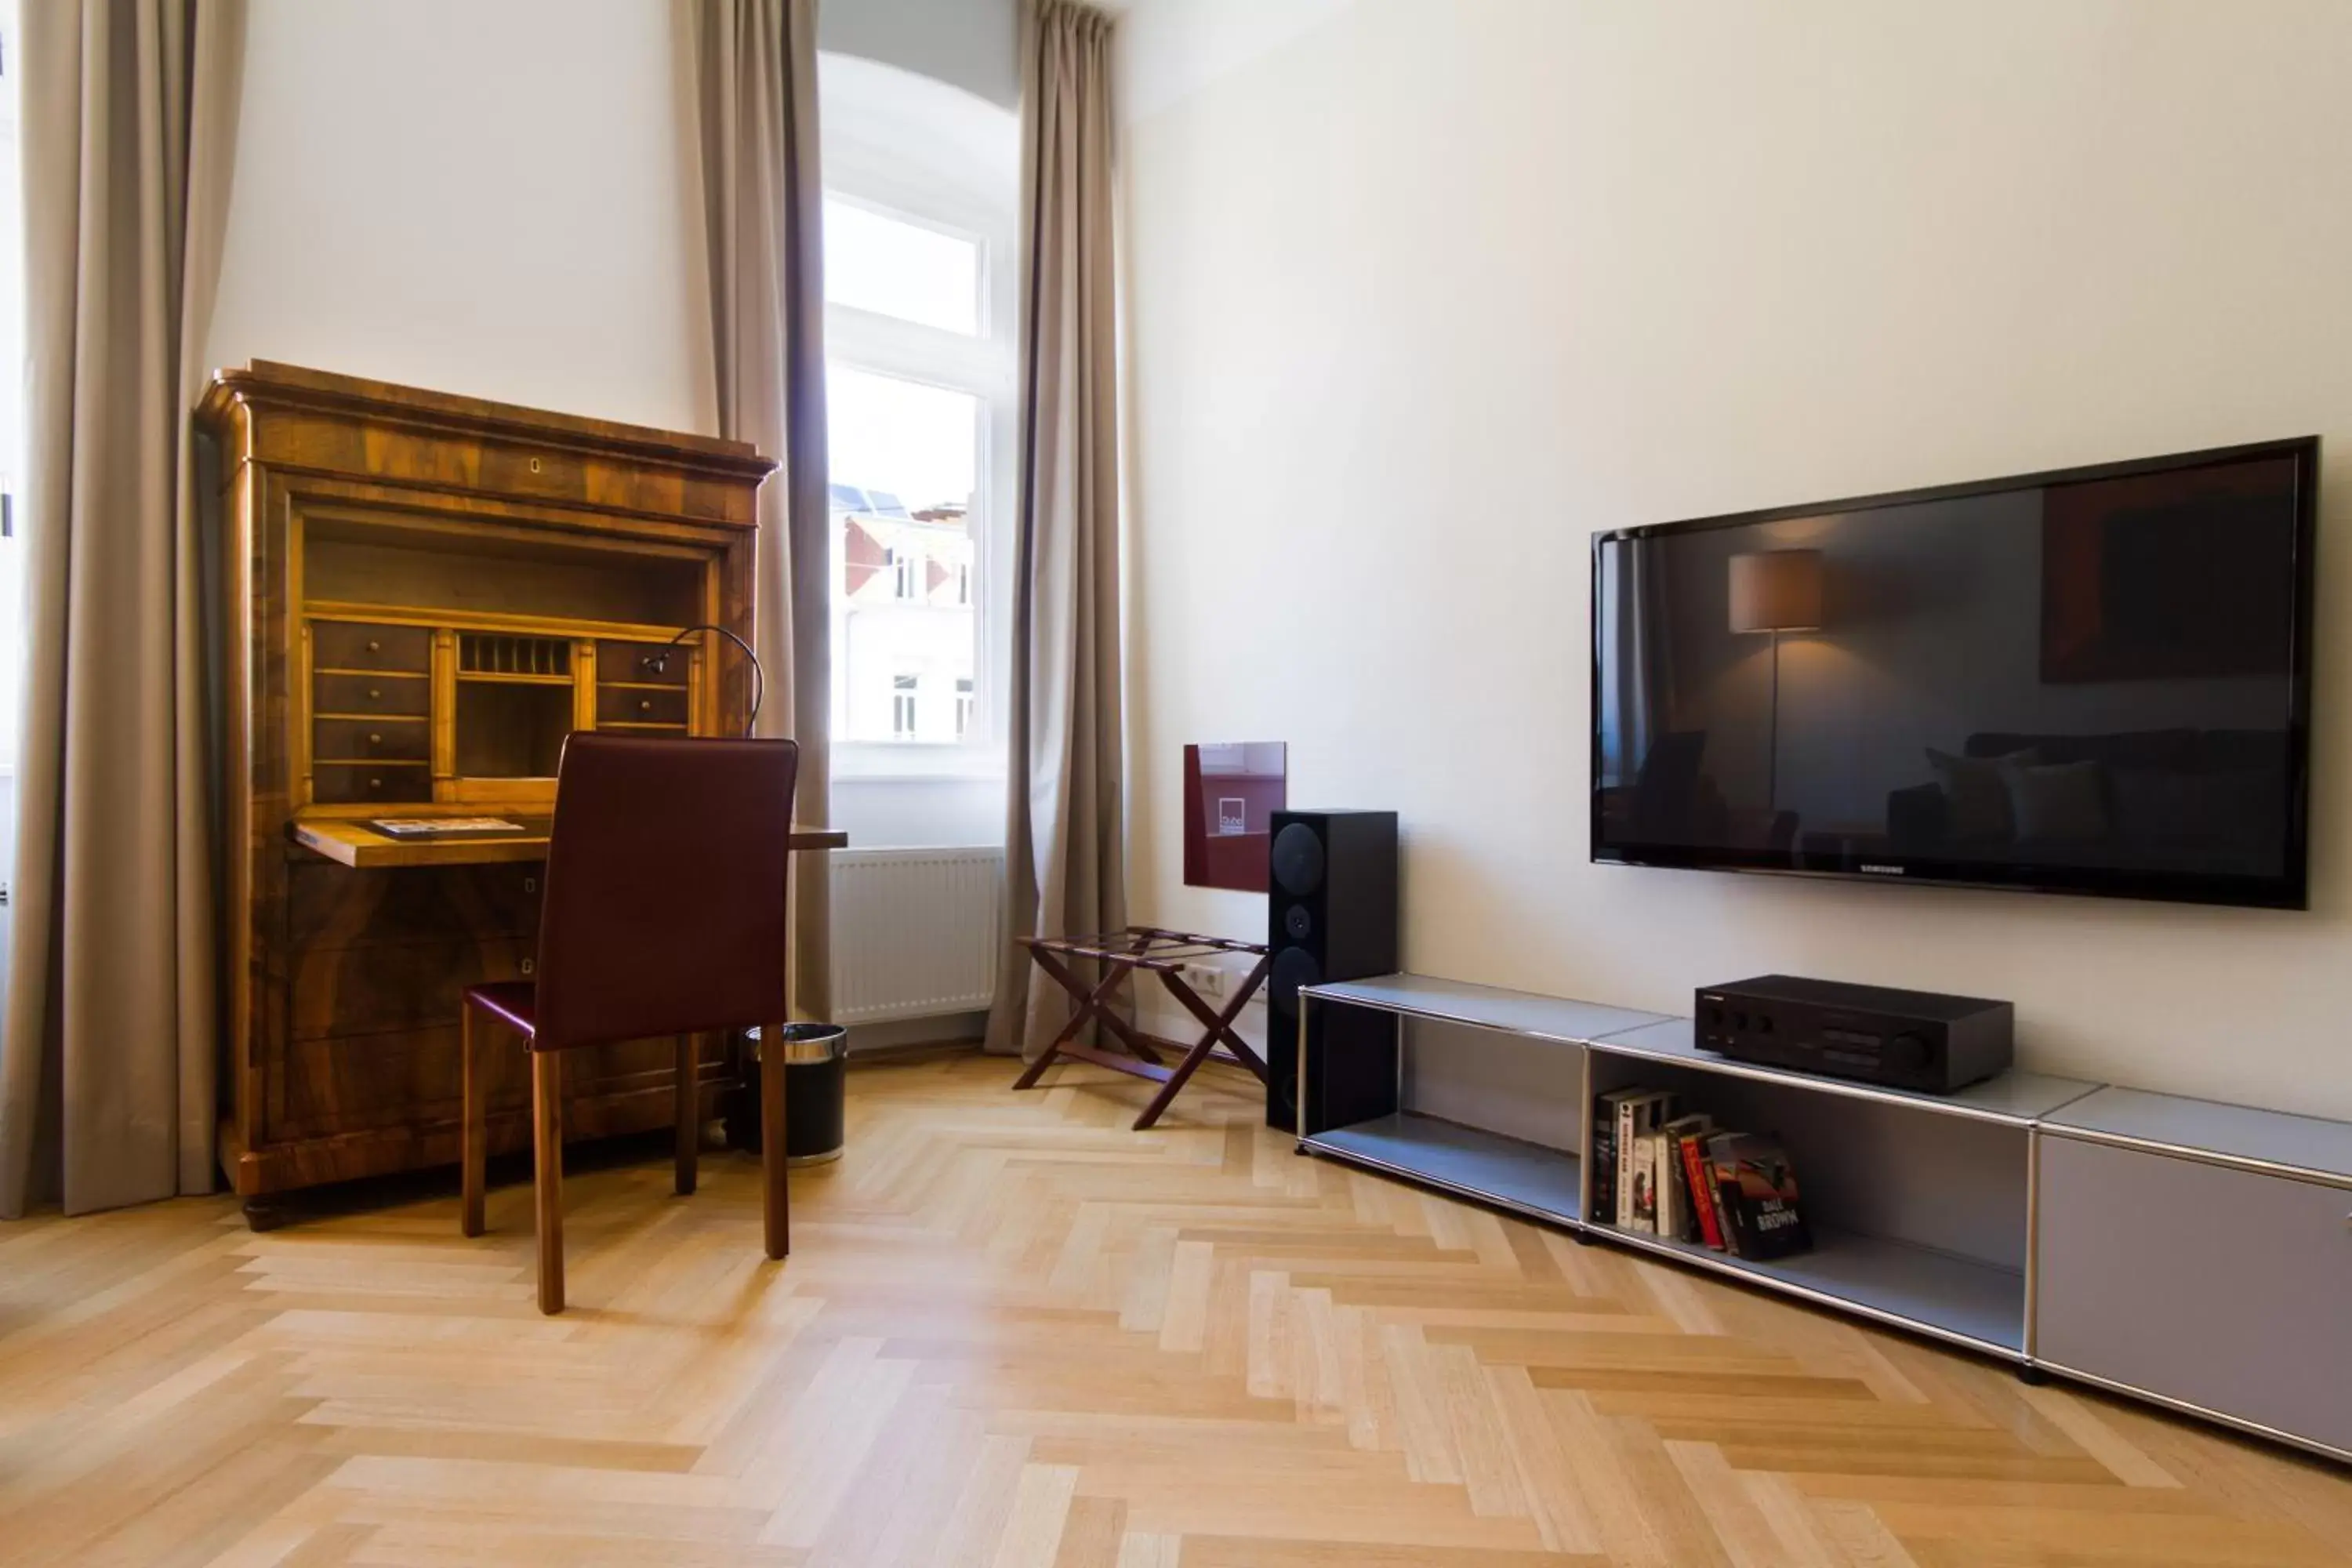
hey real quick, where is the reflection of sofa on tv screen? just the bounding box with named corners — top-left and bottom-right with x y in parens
top-left (1601, 731), bottom-right (1798, 854)
top-left (1885, 729), bottom-right (2289, 875)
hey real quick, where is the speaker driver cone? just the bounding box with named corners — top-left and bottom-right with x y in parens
top-left (1271, 946), bottom-right (1322, 1010)
top-left (1271, 822), bottom-right (1326, 897)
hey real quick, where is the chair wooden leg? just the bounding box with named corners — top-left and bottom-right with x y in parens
top-left (760, 1024), bottom-right (789, 1260)
top-left (674, 1033), bottom-right (699, 1197)
top-left (532, 1051), bottom-right (564, 1314)
top-left (460, 1004), bottom-right (486, 1237)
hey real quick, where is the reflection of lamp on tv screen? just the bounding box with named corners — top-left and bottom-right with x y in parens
top-left (1183, 742), bottom-right (1288, 891)
top-left (1726, 549), bottom-right (1824, 812)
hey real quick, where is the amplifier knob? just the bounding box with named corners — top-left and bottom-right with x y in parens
top-left (1887, 1032), bottom-right (1931, 1072)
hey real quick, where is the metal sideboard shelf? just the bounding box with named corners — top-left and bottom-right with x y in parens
top-left (1294, 974), bottom-right (1668, 1228)
top-left (1293, 972), bottom-right (2351, 1466)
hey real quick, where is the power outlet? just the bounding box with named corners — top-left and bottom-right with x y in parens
top-left (1180, 961), bottom-right (1227, 1000)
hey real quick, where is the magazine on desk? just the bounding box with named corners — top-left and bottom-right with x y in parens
top-left (368, 818), bottom-right (532, 839)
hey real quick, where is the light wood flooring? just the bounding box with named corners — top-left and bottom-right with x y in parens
top-left (0, 1052), bottom-right (2347, 1566)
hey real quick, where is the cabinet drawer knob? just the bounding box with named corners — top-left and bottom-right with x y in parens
top-left (365, 640), bottom-right (381, 654)
top-left (368, 733), bottom-right (383, 746)
top-left (368, 688), bottom-right (382, 699)
top-left (368, 778), bottom-right (383, 790)
top-left (639, 699), bottom-right (653, 713)
top-left (520, 958), bottom-right (536, 976)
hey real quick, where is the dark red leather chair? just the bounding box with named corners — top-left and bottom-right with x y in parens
top-left (459, 733), bottom-right (800, 1313)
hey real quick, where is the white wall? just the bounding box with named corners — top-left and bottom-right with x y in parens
top-left (831, 777), bottom-right (1002, 848)
top-left (206, 0), bottom-right (713, 433)
top-left (822, 0), bottom-right (1019, 111)
top-left (1116, 0), bottom-right (2352, 1120)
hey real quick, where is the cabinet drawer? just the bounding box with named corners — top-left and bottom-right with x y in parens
top-left (288, 861), bottom-right (541, 949)
top-left (314, 717), bottom-right (430, 762)
top-left (274, 1025), bottom-right (485, 1139)
top-left (2036, 1133), bottom-right (2352, 1454)
top-left (598, 684), bottom-right (690, 727)
top-left (291, 937), bottom-right (535, 1042)
top-left (597, 640), bottom-right (688, 685)
top-left (477, 442), bottom-right (585, 500)
top-left (312, 763), bottom-right (432, 806)
top-left (314, 672), bottom-right (431, 717)
top-left (313, 620), bottom-right (431, 672)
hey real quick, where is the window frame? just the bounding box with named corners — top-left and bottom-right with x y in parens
top-left (824, 193), bottom-right (1014, 781)
top-left (891, 673), bottom-right (920, 739)
top-left (822, 191), bottom-right (985, 340)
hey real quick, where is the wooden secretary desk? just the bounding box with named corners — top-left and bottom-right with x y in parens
top-left (200, 361), bottom-right (782, 1223)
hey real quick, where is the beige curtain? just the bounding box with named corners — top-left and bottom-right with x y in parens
top-left (2, 1), bottom-right (247, 1216)
top-left (988, 1), bottom-right (1125, 1061)
top-left (689, 0), bottom-right (833, 1018)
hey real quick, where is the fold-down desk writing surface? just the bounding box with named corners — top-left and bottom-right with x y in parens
top-left (290, 817), bottom-right (848, 869)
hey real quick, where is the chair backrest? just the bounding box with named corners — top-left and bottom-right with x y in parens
top-left (531, 733), bottom-right (800, 1053)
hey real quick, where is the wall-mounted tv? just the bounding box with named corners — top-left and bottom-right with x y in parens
top-left (1591, 438), bottom-right (2318, 909)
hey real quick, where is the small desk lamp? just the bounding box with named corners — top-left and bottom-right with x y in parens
top-left (641, 624), bottom-right (764, 738)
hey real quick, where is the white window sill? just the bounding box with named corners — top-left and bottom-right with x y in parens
top-left (833, 742), bottom-right (1007, 784)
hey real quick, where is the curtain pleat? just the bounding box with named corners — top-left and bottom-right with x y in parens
top-left (2, 0), bottom-right (247, 1216)
top-left (988, 1), bottom-right (1125, 1061)
top-left (688, 0), bottom-right (833, 1019)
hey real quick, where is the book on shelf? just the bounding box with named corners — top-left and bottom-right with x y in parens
top-left (1610, 1089), bottom-right (1676, 1231)
top-left (1660, 1113), bottom-right (1715, 1244)
top-left (1707, 1132), bottom-right (1812, 1260)
top-left (1629, 1134), bottom-right (1663, 1234)
top-left (1671, 1117), bottom-right (1726, 1249)
top-left (1647, 1134), bottom-right (1675, 1240)
top-left (1592, 1087), bottom-right (1652, 1224)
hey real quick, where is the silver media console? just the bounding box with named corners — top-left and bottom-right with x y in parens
top-left (1293, 972), bottom-right (2351, 1467)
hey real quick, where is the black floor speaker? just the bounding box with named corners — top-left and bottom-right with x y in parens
top-left (1266, 809), bottom-right (1399, 1133)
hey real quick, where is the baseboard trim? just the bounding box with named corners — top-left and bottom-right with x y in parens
top-left (848, 1011), bottom-right (989, 1057)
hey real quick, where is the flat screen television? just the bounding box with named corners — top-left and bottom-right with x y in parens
top-left (1590, 438), bottom-right (2318, 909)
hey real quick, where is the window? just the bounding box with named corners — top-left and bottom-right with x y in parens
top-left (821, 51), bottom-right (1015, 771)
top-left (823, 198), bottom-right (979, 336)
top-left (829, 332), bottom-right (987, 750)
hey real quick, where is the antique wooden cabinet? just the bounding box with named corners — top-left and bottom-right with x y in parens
top-left (199, 362), bottom-right (775, 1221)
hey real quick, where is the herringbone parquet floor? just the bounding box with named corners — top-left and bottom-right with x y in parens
top-left (1, 1053), bottom-right (2347, 1566)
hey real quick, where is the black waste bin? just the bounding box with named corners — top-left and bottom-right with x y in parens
top-left (736, 1023), bottom-right (848, 1165)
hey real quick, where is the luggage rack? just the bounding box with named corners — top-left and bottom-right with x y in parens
top-left (1011, 927), bottom-right (1272, 1128)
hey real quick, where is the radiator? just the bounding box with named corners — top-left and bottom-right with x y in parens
top-left (826, 847), bottom-right (1006, 1024)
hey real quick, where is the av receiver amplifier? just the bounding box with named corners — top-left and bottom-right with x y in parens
top-left (1694, 975), bottom-right (2014, 1094)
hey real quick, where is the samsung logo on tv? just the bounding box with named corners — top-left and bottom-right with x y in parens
top-left (1858, 863), bottom-right (1907, 877)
